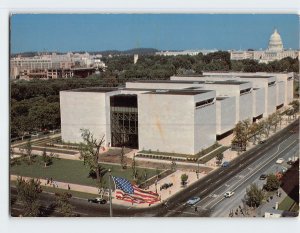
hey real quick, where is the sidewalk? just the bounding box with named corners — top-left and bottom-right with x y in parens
top-left (10, 168), bottom-right (207, 208)
top-left (258, 188), bottom-right (287, 217)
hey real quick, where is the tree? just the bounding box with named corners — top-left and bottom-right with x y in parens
top-left (289, 100), bottom-right (299, 118)
top-left (245, 183), bottom-right (264, 208)
top-left (264, 174), bottom-right (281, 191)
top-left (216, 153), bottom-right (224, 166)
top-left (170, 159), bottom-right (177, 172)
top-left (131, 154), bottom-right (137, 180)
top-left (249, 122), bottom-right (259, 144)
top-left (42, 148), bottom-right (53, 167)
top-left (120, 146), bottom-right (126, 169)
top-left (23, 139), bottom-right (34, 164)
top-left (181, 174), bottom-right (189, 185)
top-left (79, 129), bottom-right (106, 188)
top-left (16, 177), bottom-right (42, 216)
top-left (55, 192), bottom-right (75, 217)
top-left (232, 119), bottom-right (251, 151)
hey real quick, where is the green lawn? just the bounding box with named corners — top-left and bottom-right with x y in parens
top-left (10, 157), bottom-right (159, 188)
top-left (278, 195), bottom-right (299, 211)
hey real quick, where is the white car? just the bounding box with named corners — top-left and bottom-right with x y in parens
top-left (276, 158), bottom-right (285, 164)
top-left (224, 191), bottom-right (235, 198)
top-left (186, 197), bottom-right (201, 205)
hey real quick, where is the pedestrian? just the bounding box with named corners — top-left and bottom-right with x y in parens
top-left (148, 203), bottom-right (151, 207)
top-left (47, 178), bottom-right (49, 185)
top-left (68, 184), bottom-right (70, 190)
top-left (169, 190), bottom-right (171, 195)
top-left (50, 177), bottom-right (53, 184)
top-left (194, 206), bottom-right (198, 212)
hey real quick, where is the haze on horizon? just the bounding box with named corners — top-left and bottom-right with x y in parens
top-left (11, 14), bottom-right (299, 54)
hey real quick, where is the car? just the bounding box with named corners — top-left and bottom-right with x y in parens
top-left (221, 161), bottom-right (230, 167)
top-left (186, 197), bottom-right (201, 205)
top-left (276, 158), bottom-right (285, 164)
top-left (287, 160), bottom-right (294, 165)
top-left (88, 197), bottom-right (107, 204)
top-left (281, 166), bottom-right (287, 173)
top-left (259, 140), bottom-right (266, 144)
top-left (224, 191), bottom-right (235, 198)
top-left (31, 132), bottom-right (41, 137)
top-left (259, 174), bottom-right (267, 180)
top-left (160, 182), bottom-right (173, 190)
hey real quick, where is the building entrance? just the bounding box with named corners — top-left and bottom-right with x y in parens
top-left (110, 95), bottom-right (138, 148)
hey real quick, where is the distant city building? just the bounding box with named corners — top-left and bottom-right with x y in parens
top-left (230, 29), bottom-right (299, 63)
top-left (155, 49), bottom-right (218, 56)
top-left (10, 52), bottom-right (106, 79)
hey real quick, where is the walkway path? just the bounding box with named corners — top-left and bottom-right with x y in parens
top-left (10, 168), bottom-right (207, 208)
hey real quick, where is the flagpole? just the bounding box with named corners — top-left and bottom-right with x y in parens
top-left (108, 169), bottom-right (113, 217)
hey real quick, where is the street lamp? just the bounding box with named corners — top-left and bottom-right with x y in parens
top-left (108, 169), bottom-right (113, 217)
top-left (197, 159), bottom-right (200, 179)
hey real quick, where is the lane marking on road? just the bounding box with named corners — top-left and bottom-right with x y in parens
top-left (207, 139), bottom-right (298, 209)
top-left (166, 132), bottom-right (293, 216)
top-left (167, 210), bottom-right (199, 216)
top-left (197, 134), bottom-right (296, 207)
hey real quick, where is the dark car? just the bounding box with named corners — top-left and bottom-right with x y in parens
top-left (221, 161), bottom-right (229, 167)
top-left (160, 183), bottom-right (173, 190)
top-left (88, 197), bottom-right (107, 204)
top-left (259, 140), bottom-right (266, 144)
top-left (259, 174), bottom-right (267, 180)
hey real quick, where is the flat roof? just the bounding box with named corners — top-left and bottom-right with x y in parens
top-left (144, 89), bottom-right (212, 96)
top-left (130, 80), bottom-right (248, 85)
top-left (66, 87), bottom-right (118, 93)
top-left (216, 97), bottom-right (229, 100)
top-left (238, 75), bottom-right (274, 79)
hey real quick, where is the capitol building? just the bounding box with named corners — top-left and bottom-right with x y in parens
top-left (230, 29), bottom-right (299, 63)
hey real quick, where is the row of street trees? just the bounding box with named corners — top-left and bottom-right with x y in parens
top-left (232, 100), bottom-right (299, 151)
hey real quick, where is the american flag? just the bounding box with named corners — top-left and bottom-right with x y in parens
top-left (112, 176), bottom-right (160, 204)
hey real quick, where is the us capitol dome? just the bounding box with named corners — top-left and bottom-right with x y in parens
top-left (230, 28), bottom-right (299, 63)
top-left (268, 29), bottom-right (284, 52)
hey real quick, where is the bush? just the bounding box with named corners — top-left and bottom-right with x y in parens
top-left (264, 174), bottom-right (281, 191)
top-left (181, 173), bottom-right (189, 185)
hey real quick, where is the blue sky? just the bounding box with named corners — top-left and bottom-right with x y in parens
top-left (11, 14), bottom-right (299, 53)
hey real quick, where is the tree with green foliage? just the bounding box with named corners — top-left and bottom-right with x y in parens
top-left (181, 174), bottom-right (189, 185)
top-left (79, 129), bottom-right (106, 188)
top-left (55, 192), bottom-right (75, 217)
top-left (264, 174), bottom-right (281, 191)
top-left (16, 177), bottom-right (42, 216)
top-left (245, 183), bottom-right (264, 208)
top-left (232, 119), bottom-right (251, 151)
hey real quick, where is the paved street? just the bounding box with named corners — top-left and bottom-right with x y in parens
top-left (161, 119), bottom-right (299, 217)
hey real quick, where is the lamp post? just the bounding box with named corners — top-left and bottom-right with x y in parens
top-left (197, 159), bottom-right (200, 179)
top-left (108, 169), bottom-right (113, 217)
